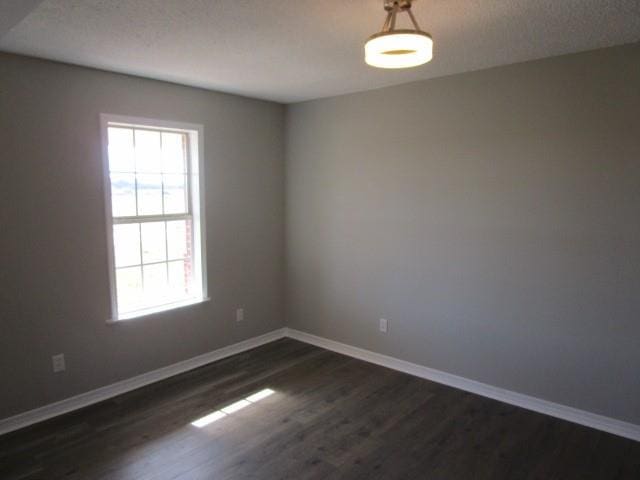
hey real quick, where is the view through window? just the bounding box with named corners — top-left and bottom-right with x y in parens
top-left (103, 118), bottom-right (205, 320)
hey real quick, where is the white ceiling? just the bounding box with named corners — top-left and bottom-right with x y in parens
top-left (1, 0), bottom-right (639, 103)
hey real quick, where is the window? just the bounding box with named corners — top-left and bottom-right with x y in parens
top-left (101, 115), bottom-right (206, 321)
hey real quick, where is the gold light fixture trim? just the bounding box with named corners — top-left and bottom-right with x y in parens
top-left (365, 0), bottom-right (433, 69)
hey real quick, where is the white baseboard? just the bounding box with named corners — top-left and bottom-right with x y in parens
top-left (0, 328), bottom-right (287, 436)
top-left (3, 326), bottom-right (638, 443)
top-left (285, 328), bottom-right (640, 443)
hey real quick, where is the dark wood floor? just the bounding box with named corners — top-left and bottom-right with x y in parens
top-left (1, 338), bottom-right (639, 479)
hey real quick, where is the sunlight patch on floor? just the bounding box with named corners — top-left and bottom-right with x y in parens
top-left (191, 388), bottom-right (275, 428)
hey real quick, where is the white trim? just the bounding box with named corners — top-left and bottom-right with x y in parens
top-left (284, 328), bottom-right (640, 443)
top-left (99, 114), bottom-right (118, 320)
top-left (190, 119), bottom-right (208, 302)
top-left (106, 297), bottom-right (211, 324)
top-left (0, 328), bottom-right (286, 436)
top-left (101, 114), bottom-right (204, 133)
top-left (99, 114), bottom-right (207, 322)
top-left (3, 327), bottom-right (638, 442)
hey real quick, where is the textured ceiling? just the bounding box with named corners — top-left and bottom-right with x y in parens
top-left (1, 0), bottom-right (639, 103)
top-left (0, 0), bottom-right (44, 38)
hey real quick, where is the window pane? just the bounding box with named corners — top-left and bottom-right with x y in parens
top-left (108, 127), bottom-right (135, 172)
top-left (113, 224), bottom-right (141, 267)
top-left (105, 120), bottom-right (201, 318)
top-left (168, 260), bottom-right (188, 296)
top-left (163, 174), bottom-right (187, 214)
top-left (135, 130), bottom-right (162, 173)
top-left (110, 173), bottom-right (137, 217)
top-left (136, 174), bottom-right (163, 215)
top-left (166, 220), bottom-right (189, 260)
top-left (162, 132), bottom-right (186, 173)
top-left (116, 266), bottom-right (143, 312)
top-left (143, 263), bottom-right (168, 302)
top-left (140, 221), bottom-right (166, 263)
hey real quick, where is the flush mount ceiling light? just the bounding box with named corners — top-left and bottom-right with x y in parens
top-left (365, 0), bottom-right (433, 69)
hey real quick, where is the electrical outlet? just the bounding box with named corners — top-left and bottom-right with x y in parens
top-left (379, 318), bottom-right (388, 333)
top-left (236, 308), bottom-right (244, 322)
top-left (52, 354), bottom-right (66, 373)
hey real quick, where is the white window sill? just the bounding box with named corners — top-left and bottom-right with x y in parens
top-left (106, 297), bottom-right (210, 324)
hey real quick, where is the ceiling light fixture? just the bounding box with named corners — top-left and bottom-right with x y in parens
top-left (365, 0), bottom-right (433, 69)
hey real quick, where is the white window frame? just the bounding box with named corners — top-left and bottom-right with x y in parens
top-left (100, 114), bottom-right (208, 322)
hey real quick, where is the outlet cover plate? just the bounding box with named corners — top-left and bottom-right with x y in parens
top-left (379, 318), bottom-right (388, 333)
top-left (52, 354), bottom-right (66, 373)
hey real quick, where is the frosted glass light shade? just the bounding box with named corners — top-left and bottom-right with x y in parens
top-left (365, 30), bottom-right (433, 69)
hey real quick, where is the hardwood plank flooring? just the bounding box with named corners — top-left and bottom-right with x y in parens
top-left (1, 338), bottom-right (638, 479)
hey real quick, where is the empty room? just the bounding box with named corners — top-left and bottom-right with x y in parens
top-left (1, 1), bottom-right (639, 478)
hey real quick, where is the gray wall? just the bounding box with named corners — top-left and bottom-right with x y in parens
top-left (0, 53), bottom-right (285, 419)
top-left (286, 43), bottom-right (640, 424)
top-left (2, 43), bottom-right (639, 426)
